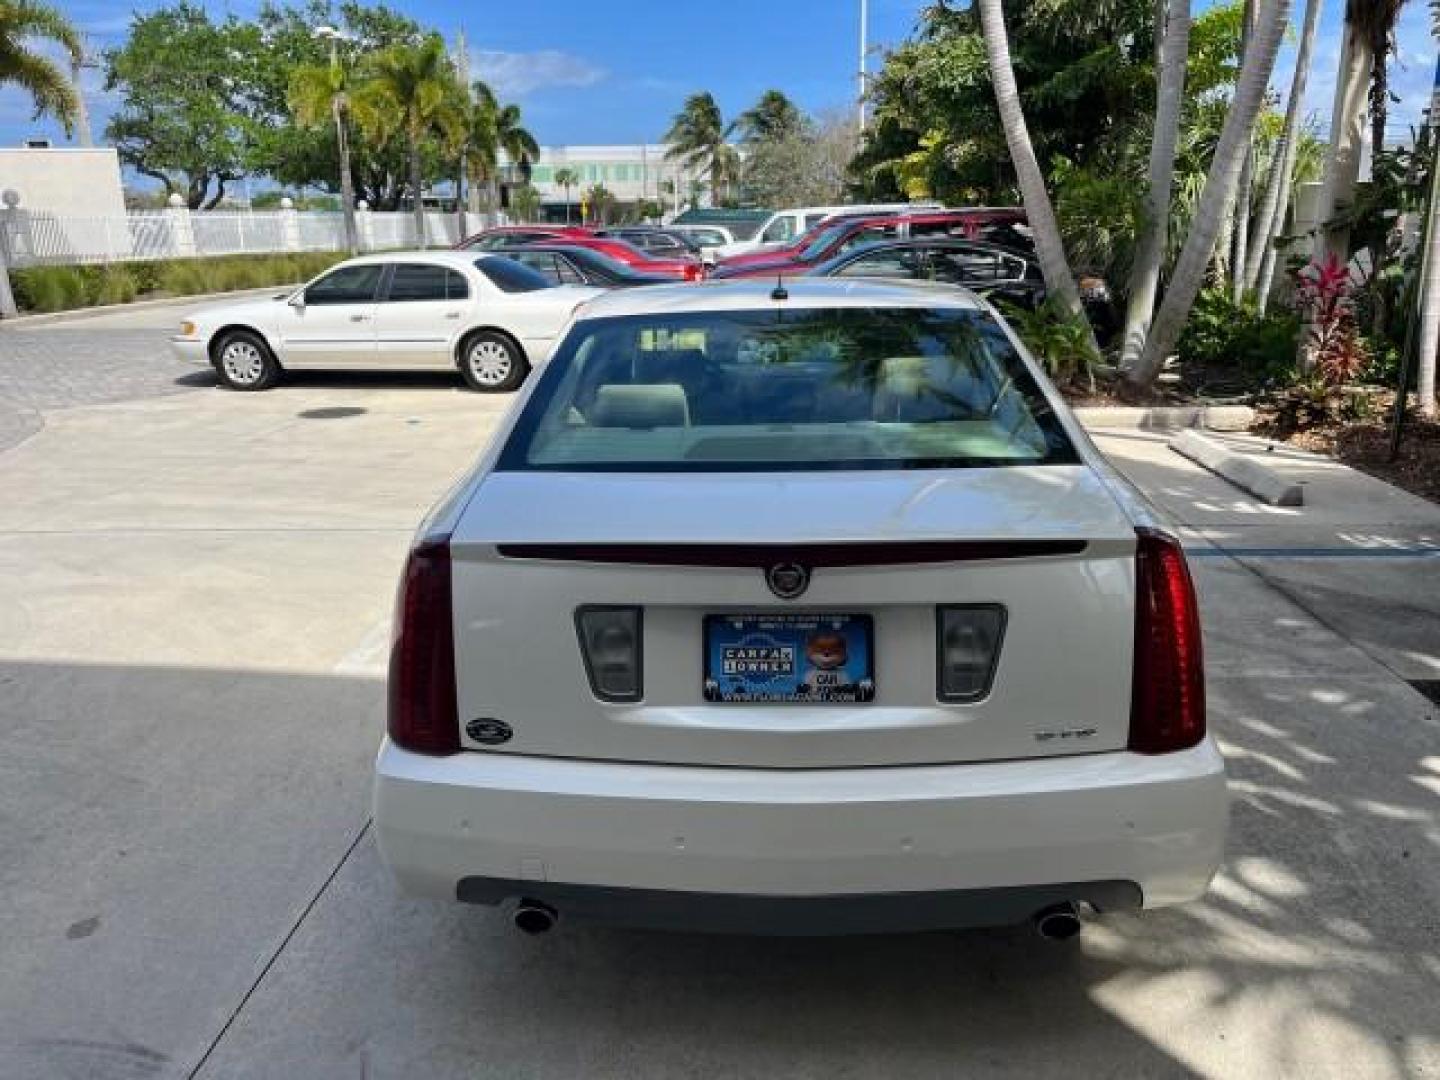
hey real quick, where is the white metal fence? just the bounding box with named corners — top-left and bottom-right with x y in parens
top-left (0, 208), bottom-right (497, 268)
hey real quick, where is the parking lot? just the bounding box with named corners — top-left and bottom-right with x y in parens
top-left (2, 300), bottom-right (1439, 1079)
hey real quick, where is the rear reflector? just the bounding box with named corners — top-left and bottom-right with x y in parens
top-left (1129, 528), bottom-right (1205, 754)
top-left (936, 605), bottom-right (1007, 702)
top-left (575, 606), bottom-right (643, 702)
top-left (388, 537), bottom-right (460, 755)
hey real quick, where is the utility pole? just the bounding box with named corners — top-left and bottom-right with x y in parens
top-left (455, 27), bottom-right (472, 232)
top-left (857, 0), bottom-right (868, 132)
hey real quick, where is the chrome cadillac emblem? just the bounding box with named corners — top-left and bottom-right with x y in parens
top-left (765, 562), bottom-right (810, 600)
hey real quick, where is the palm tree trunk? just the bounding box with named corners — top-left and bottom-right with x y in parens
top-left (1120, 0), bottom-right (1191, 374)
top-left (1312, 17), bottom-right (1372, 265)
top-left (1230, 0), bottom-right (1257, 303)
top-left (409, 124), bottom-right (426, 248)
top-left (1245, 0), bottom-right (1322, 303)
top-left (976, 0), bottom-right (1088, 326)
top-left (1129, 0), bottom-right (1292, 388)
top-left (334, 98), bottom-right (359, 255)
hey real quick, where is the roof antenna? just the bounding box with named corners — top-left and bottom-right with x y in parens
top-left (770, 272), bottom-right (788, 302)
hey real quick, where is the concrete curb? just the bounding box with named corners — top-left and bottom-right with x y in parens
top-left (1074, 404), bottom-right (1255, 432)
top-left (0, 285), bottom-right (294, 329)
top-left (1170, 429), bottom-right (1304, 506)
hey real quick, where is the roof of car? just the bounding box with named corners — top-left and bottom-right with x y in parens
top-left (574, 278), bottom-right (986, 319)
top-left (339, 250), bottom-right (488, 269)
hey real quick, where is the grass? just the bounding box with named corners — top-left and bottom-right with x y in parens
top-left (10, 252), bottom-right (349, 314)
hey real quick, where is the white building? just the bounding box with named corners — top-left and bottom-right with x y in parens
top-left (499, 144), bottom-right (705, 219)
top-left (0, 147), bottom-right (129, 261)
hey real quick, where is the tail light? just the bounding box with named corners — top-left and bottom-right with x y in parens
top-left (575, 606), bottom-right (643, 702)
top-left (936, 605), bottom-right (1006, 702)
top-left (683, 263), bottom-right (702, 282)
top-left (1129, 528), bottom-right (1205, 754)
top-left (388, 536), bottom-right (460, 755)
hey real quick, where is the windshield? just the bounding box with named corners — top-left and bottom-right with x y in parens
top-left (799, 223), bottom-right (855, 262)
top-left (498, 308), bottom-right (1077, 473)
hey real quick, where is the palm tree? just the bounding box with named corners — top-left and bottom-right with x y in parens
top-left (553, 167), bottom-right (579, 223)
top-left (1312, 1), bottom-right (1405, 265)
top-left (289, 52), bottom-right (361, 255)
top-left (664, 92), bottom-right (737, 205)
top-left (456, 79), bottom-right (498, 226)
top-left (583, 183), bottom-right (614, 226)
top-left (1129, 0), bottom-right (1292, 389)
top-left (1118, 0), bottom-right (1192, 374)
top-left (495, 102), bottom-right (540, 216)
top-left (353, 36), bottom-right (462, 247)
top-left (734, 90), bottom-right (804, 144)
top-left (0, 0), bottom-right (82, 131)
top-left (510, 184), bottom-right (541, 223)
top-left (1244, 0), bottom-right (1323, 309)
top-left (975, 0), bottom-right (1090, 334)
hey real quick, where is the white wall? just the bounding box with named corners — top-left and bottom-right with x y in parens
top-left (0, 148), bottom-right (127, 218)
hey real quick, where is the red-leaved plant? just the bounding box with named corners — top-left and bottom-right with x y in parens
top-left (1293, 254), bottom-right (1368, 387)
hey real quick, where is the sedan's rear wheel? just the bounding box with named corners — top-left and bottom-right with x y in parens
top-left (461, 332), bottom-right (529, 393)
top-left (213, 330), bottom-right (281, 391)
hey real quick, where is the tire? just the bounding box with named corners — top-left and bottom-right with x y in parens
top-left (212, 329), bottom-right (281, 391)
top-left (459, 331), bottom-right (529, 393)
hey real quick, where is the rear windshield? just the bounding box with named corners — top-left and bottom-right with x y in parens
top-left (497, 308), bottom-right (1077, 473)
top-left (476, 257), bottom-right (553, 293)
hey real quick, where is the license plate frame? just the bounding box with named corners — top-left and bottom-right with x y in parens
top-left (702, 613), bottom-right (876, 704)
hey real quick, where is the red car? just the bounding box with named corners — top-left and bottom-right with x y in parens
top-left (458, 227), bottom-right (702, 281)
top-left (712, 209), bottom-right (1028, 279)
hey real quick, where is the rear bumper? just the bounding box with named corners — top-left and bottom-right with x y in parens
top-left (374, 738), bottom-right (1228, 931)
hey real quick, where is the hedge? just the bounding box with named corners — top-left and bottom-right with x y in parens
top-left (10, 252), bottom-right (350, 314)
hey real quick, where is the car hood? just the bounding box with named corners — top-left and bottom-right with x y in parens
top-left (184, 291), bottom-right (294, 330)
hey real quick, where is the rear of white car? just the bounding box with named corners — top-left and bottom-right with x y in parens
top-left (374, 281), bottom-right (1227, 936)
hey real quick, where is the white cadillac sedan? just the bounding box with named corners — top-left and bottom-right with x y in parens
top-left (375, 279), bottom-right (1227, 939)
top-left (169, 252), bottom-right (600, 392)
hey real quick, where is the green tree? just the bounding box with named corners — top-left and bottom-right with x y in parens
top-left (353, 35), bottom-right (463, 245)
top-left (256, 1), bottom-right (425, 211)
top-left (103, 3), bottom-right (261, 208)
top-left (289, 45), bottom-right (362, 253)
top-left (583, 183), bottom-right (614, 225)
top-left (664, 92), bottom-right (739, 205)
top-left (457, 80), bottom-right (498, 215)
top-left (0, 0), bottom-right (82, 131)
top-left (509, 183), bottom-right (541, 223)
top-left (734, 90), bottom-right (804, 145)
top-left (554, 167), bottom-right (579, 223)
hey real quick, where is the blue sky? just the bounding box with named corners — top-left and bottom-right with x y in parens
top-left (2, 0), bottom-right (1436, 162)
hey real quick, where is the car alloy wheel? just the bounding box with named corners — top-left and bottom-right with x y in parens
top-left (220, 339), bottom-right (266, 386)
top-left (468, 339), bottom-right (514, 387)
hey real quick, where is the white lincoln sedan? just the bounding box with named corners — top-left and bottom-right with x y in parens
top-left (170, 252), bottom-right (600, 392)
top-left (374, 279), bottom-right (1227, 939)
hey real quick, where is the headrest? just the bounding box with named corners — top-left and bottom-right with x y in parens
top-left (589, 384), bottom-right (691, 428)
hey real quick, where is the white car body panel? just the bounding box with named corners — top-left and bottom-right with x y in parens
top-left (373, 279), bottom-right (1228, 929)
top-left (168, 251), bottom-right (602, 372)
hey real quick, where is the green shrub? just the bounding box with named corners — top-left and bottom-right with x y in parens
top-left (1177, 288), bottom-right (1301, 385)
top-left (12, 266), bottom-right (88, 312)
top-left (11, 251), bottom-right (349, 313)
top-left (999, 298), bottom-right (1102, 389)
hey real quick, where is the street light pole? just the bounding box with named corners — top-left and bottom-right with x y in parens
top-left (316, 26), bottom-right (359, 255)
top-left (858, 0), bottom-right (868, 132)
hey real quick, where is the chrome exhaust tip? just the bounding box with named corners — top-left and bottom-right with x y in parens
top-left (513, 900), bottom-right (558, 935)
top-left (1033, 902), bottom-right (1082, 941)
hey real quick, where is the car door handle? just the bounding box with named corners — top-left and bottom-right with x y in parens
top-left (444, 311), bottom-right (461, 319)
top-left (350, 314), bottom-right (371, 322)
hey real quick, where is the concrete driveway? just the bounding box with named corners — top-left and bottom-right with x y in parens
top-left (2, 303), bottom-right (1437, 1080)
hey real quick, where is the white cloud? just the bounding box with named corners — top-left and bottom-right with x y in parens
top-left (470, 49), bottom-right (607, 97)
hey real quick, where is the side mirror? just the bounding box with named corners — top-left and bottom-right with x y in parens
top-left (288, 291), bottom-right (306, 309)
